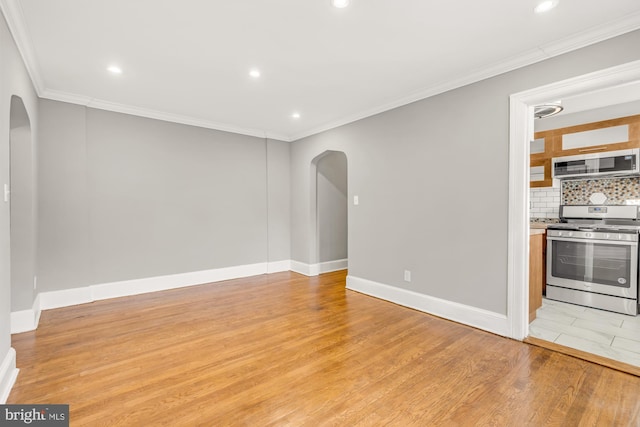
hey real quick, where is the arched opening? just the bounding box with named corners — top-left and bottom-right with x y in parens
top-left (310, 151), bottom-right (348, 275)
top-left (9, 95), bottom-right (35, 314)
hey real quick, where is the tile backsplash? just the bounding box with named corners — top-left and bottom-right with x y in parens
top-left (529, 177), bottom-right (640, 221)
top-left (530, 187), bottom-right (561, 220)
top-left (562, 177), bottom-right (640, 205)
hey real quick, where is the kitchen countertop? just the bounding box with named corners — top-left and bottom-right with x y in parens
top-left (530, 228), bottom-right (546, 236)
top-left (530, 223), bottom-right (548, 230)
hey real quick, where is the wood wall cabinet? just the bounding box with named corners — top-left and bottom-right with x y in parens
top-left (529, 231), bottom-right (545, 322)
top-left (531, 114), bottom-right (640, 188)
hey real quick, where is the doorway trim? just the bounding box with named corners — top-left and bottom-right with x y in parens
top-left (507, 60), bottom-right (640, 340)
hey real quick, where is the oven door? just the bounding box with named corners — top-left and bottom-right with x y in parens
top-left (547, 236), bottom-right (638, 299)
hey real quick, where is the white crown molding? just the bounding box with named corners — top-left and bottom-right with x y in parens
top-left (0, 0), bottom-right (45, 94)
top-left (40, 89), bottom-right (292, 142)
top-left (40, 89), bottom-right (92, 106)
top-left (346, 275), bottom-right (509, 337)
top-left (540, 10), bottom-right (640, 57)
top-left (3, 1), bottom-right (640, 143)
top-left (1, 0), bottom-right (289, 141)
top-left (289, 48), bottom-right (549, 141)
top-left (290, 12), bottom-right (640, 142)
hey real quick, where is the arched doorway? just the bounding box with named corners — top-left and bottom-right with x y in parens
top-left (310, 151), bottom-right (348, 275)
top-left (9, 95), bottom-right (35, 315)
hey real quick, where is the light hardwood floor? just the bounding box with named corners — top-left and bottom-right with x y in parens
top-left (8, 270), bottom-right (640, 426)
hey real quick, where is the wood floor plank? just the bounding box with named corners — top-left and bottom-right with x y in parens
top-left (524, 336), bottom-right (640, 377)
top-left (8, 270), bottom-right (640, 426)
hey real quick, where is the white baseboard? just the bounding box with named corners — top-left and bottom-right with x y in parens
top-left (0, 348), bottom-right (19, 404)
top-left (11, 260), bottom-right (294, 333)
top-left (10, 310), bottom-right (37, 334)
top-left (40, 286), bottom-right (93, 310)
top-left (10, 294), bottom-right (42, 334)
top-left (346, 275), bottom-right (509, 337)
top-left (90, 262), bottom-right (269, 301)
top-left (291, 259), bottom-right (348, 276)
top-left (290, 261), bottom-right (313, 276)
top-left (319, 259), bottom-right (348, 274)
top-left (267, 260), bottom-right (291, 274)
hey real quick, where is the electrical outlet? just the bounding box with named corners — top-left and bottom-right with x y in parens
top-left (404, 270), bottom-right (411, 282)
top-left (354, 195), bottom-right (359, 205)
top-left (33, 276), bottom-right (37, 290)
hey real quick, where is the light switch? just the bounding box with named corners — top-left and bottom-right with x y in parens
top-left (404, 270), bottom-right (411, 282)
top-left (354, 195), bottom-right (359, 205)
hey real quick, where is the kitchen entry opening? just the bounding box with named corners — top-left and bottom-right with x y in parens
top-left (508, 60), bottom-right (640, 341)
top-left (310, 151), bottom-right (348, 275)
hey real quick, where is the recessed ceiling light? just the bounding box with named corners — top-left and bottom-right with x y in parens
top-left (292, 112), bottom-right (301, 119)
top-left (331, 0), bottom-right (350, 8)
top-left (534, 0), bottom-right (558, 13)
top-left (107, 65), bottom-right (122, 74)
top-left (249, 69), bottom-right (261, 78)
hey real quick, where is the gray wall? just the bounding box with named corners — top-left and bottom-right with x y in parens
top-left (290, 30), bottom-right (640, 315)
top-left (10, 99), bottom-right (36, 311)
top-left (267, 140), bottom-right (291, 263)
top-left (2, 4), bottom-right (640, 371)
top-left (0, 11), bottom-right (39, 377)
top-left (37, 101), bottom-right (291, 292)
top-left (37, 101), bottom-right (91, 291)
top-left (317, 152), bottom-right (347, 262)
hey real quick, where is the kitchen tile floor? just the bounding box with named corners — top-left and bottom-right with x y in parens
top-left (529, 298), bottom-right (640, 367)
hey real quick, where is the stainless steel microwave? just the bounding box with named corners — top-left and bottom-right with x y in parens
top-left (552, 148), bottom-right (640, 179)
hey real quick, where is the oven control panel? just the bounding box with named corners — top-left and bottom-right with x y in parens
top-left (547, 229), bottom-right (639, 242)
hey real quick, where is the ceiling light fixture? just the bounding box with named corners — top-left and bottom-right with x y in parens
top-left (292, 112), bottom-right (301, 119)
top-left (331, 0), bottom-right (350, 8)
top-left (534, 103), bottom-right (563, 119)
top-left (534, 0), bottom-right (559, 13)
top-left (107, 65), bottom-right (122, 74)
top-left (249, 69), bottom-right (261, 78)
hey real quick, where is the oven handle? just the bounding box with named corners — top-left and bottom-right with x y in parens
top-left (547, 236), bottom-right (639, 246)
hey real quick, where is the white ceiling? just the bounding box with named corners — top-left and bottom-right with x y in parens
top-left (2, 0), bottom-right (640, 141)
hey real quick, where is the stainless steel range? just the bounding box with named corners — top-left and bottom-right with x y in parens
top-left (546, 205), bottom-right (640, 316)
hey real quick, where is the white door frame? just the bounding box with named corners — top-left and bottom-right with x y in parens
top-left (507, 60), bottom-right (640, 340)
